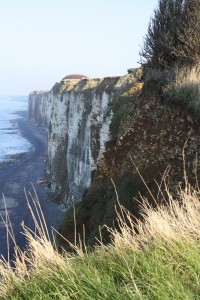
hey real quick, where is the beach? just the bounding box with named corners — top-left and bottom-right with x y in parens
top-left (0, 112), bottom-right (65, 259)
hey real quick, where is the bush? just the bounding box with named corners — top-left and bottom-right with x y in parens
top-left (140, 0), bottom-right (200, 69)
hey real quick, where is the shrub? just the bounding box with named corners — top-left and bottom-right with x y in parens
top-left (140, 0), bottom-right (200, 69)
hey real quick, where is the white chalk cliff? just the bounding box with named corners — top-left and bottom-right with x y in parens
top-left (28, 73), bottom-right (140, 206)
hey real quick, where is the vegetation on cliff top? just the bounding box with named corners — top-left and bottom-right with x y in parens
top-left (140, 0), bottom-right (200, 118)
top-left (0, 181), bottom-right (199, 299)
top-left (140, 0), bottom-right (200, 69)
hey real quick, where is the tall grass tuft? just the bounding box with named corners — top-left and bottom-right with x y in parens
top-left (0, 178), bottom-right (199, 299)
top-left (163, 67), bottom-right (200, 117)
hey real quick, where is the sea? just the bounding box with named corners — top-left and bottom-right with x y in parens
top-left (0, 97), bottom-right (65, 261)
top-left (0, 96), bottom-right (32, 164)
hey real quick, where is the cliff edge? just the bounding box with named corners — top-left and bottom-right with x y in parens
top-left (28, 71), bottom-right (142, 207)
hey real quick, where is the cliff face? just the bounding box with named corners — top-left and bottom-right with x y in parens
top-left (28, 73), bottom-right (141, 207)
top-left (29, 70), bottom-right (200, 248)
top-left (28, 90), bottom-right (50, 128)
top-left (96, 82), bottom-right (200, 185)
top-left (57, 80), bottom-right (200, 248)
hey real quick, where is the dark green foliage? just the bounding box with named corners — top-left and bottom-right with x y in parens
top-left (106, 110), bottom-right (124, 147)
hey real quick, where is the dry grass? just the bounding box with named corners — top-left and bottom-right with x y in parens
top-left (107, 175), bottom-right (200, 250)
top-left (0, 192), bottom-right (68, 296)
top-left (163, 66), bottom-right (200, 116)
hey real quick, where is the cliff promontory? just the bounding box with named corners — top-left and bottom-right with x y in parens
top-left (29, 72), bottom-right (142, 207)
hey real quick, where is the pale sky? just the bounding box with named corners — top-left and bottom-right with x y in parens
top-left (0, 0), bottom-right (158, 96)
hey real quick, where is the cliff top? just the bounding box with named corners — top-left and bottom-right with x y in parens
top-left (62, 74), bottom-right (87, 80)
top-left (31, 90), bottom-right (50, 94)
top-left (29, 68), bottom-right (143, 96)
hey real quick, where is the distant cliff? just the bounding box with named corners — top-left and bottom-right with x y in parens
top-left (28, 90), bottom-right (50, 128)
top-left (28, 72), bottom-right (142, 207)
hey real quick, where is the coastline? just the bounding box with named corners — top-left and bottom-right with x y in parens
top-left (0, 111), bottom-right (65, 259)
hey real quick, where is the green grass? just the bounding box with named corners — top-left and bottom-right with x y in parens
top-left (2, 239), bottom-right (199, 299)
top-left (0, 182), bottom-right (200, 299)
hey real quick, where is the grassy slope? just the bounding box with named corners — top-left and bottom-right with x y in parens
top-left (4, 240), bottom-right (199, 300)
top-left (0, 184), bottom-right (200, 299)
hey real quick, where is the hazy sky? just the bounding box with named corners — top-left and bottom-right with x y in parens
top-left (0, 0), bottom-right (158, 96)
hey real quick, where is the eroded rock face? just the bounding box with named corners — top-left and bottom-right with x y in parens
top-left (28, 73), bottom-right (141, 207)
top-left (95, 81), bottom-right (200, 189)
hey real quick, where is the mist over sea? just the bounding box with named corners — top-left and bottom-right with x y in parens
top-left (0, 97), bottom-right (32, 163)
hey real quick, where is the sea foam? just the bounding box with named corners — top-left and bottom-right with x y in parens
top-left (0, 98), bottom-right (32, 163)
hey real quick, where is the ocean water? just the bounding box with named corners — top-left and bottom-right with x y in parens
top-left (0, 98), bottom-right (32, 163)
